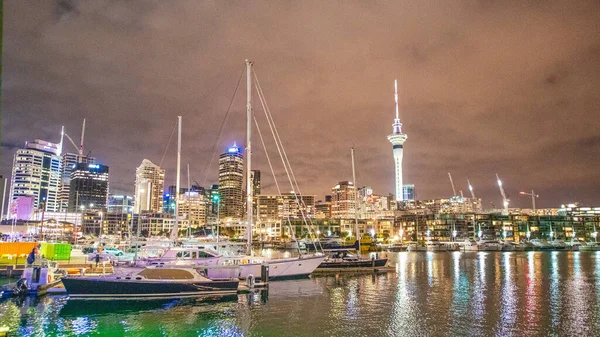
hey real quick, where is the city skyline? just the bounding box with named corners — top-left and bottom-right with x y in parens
top-left (2, 2), bottom-right (600, 208)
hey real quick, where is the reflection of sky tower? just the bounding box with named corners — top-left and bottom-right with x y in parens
top-left (387, 80), bottom-right (408, 201)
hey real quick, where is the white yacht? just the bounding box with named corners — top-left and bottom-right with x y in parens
top-left (500, 241), bottom-right (514, 251)
top-left (407, 242), bottom-right (426, 252)
top-left (461, 239), bottom-right (502, 251)
top-left (135, 246), bottom-right (324, 280)
top-left (579, 242), bottom-right (600, 251)
top-left (136, 247), bottom-right (222, 267)
top-left (530, 239), bottom-right (552, 250)
top-left (476, 240), bottom-right (503, 251)
top-left (549, 239), bottom-right (567, 250)
top-left (462, 239), bottom-right (480, 251)
top-left (425, 239), bottom-right (447, 252)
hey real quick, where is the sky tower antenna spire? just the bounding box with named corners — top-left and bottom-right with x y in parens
top-left (394, 79), bottom-right (399, 120)
top-left (387, 79), bottom-right (408, 201)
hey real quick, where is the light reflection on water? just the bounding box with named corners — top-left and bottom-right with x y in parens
top-left (1, 251), bottom-right (600, 336)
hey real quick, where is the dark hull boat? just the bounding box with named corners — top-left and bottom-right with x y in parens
top-left (62, 267), bottom-right (239, 299)
top-left (306, 239), bottom-right (359, 251)
top-left (317, 251), bottom-right (388, 269)
top-left (318, 258), bottom-right (388, 269)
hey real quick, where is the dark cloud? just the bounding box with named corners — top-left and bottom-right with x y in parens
top-left (2, 0), bottom-right (600, 208)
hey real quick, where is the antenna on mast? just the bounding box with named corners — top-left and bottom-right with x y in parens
top-left (394, 79), bottom-right (399, 120)
top-left (392, 79), bottom-right (402, 134)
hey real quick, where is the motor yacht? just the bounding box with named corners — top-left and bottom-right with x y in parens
top-left (549, 239), bottom-right (567, 250)
top-left (317, 250), bottom-right (388, 269)
top-left (406, 242), bottom-right (426, 252)
top-left (62, 266), bottom-right (239, 299)
top-left (425, 239), bottom-right (448, 252)
top-left (530, 239), bottom-right (552, 250)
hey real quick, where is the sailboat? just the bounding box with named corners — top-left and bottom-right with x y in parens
top-left (163, 60), bottom-right (325, 279)
top-left (317, 148), bottom-right (388, 269)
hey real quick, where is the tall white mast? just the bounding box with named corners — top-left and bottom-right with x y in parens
top-left (78, 118), bottom-right (86, 163)
top-left (171, 116), bottom-right (182, 241)
top-left (246, 60), bottom-right (253, 255)
top-left (351, 148), bottom-right (361, 253)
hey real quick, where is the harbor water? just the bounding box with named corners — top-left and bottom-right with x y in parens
top-left (1, 251), bottom-right (600, 336)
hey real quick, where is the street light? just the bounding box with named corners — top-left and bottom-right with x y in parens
top-left (519, 190), bottom-right (539, 212)
top-left (212, 194), bottom-right (220, 243)
top-left (99, 211), bottom-right (104, 246)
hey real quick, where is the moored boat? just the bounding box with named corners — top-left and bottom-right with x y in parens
top-left (425, 239), bottom-right (448, 252)
top-left (317, 251), bottom-right (387, 269)
top-left (549, 239), bottom-right (567, 250)
top-left (406, 242), bottom-right (426, 252)
top-left (61, 267), bottom-right (239, 299)
top-left (530, 239), bottom-right (553, 250)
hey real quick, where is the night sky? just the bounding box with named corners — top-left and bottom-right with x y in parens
top-left (2, 1), bottom-right (600, 209)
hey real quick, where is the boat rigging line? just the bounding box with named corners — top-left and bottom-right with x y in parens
top-left (200, 67), bottom-right (246, 187)
top-left (252, 111), bottom-right (301, 256)
top-left (252, 70), bottom-right (323, 253)
top-left (159, 120), bottom-right (177, 168)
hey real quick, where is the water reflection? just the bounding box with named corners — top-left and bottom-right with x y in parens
top-left (2, 252), bottom-right (600, 336)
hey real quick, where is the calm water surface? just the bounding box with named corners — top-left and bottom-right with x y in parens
top-left (1, 251), bottom-right (600, 336)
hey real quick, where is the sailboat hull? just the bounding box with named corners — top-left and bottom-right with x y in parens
top-left (234, 255), bottom-right (326, 280)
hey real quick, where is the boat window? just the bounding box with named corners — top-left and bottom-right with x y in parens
top-left (198, 251), bottom-right (213, 258)
top-left (138, 269), bottom-right (195, 279)
top-left (192, 252), bottom-right (197, 259)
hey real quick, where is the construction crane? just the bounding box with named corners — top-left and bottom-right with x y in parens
top-left (448, 173), bottom-right (457, 197)
top-left (496, 173), bottom-right (509, 215)
top-left (78, 118), bottom-right (86, 163)
top-left (467, 179), bottom-right (476, 199)
top-left (520, 190), bottom-right (539, 211)
top-left (62, 119), bottom-right (87, 163)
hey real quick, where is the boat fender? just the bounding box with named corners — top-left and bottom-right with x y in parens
top-left (247, 274), bottom-right (255, 288)
top-left (242, 259), bottom-right (248, 264)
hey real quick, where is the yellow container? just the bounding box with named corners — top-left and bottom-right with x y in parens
top-left (0, 242), bottom-right (37, 256)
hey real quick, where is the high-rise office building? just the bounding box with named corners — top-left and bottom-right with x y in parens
top-left (402, 184), bottom-right (416, 201)
top-left (218, 144), bottom-right (244, 220)
top-left (178, 191), bottom-right (208, 228)
top-left (59, 153), bottom-right (95, 211)
top-left (163, 184), bottom-right (205, 215)
top-left (108, 194), bottom-right (134, 214)
top-left (331, 181), bottom-right (357, 219)
top-left (387, 80), bottom-right (408, 201)
top-left (68, 163), bottom-right (109, 211)
top-left (134, 159), bottom-right (165, 214)
top-left (9, 139), bottom-right (62, 217)
top-left (251, 170), bottom-right (261, 196)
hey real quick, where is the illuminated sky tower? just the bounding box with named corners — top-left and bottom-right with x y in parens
top-left (387, 80), bottom-right (408, 201)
